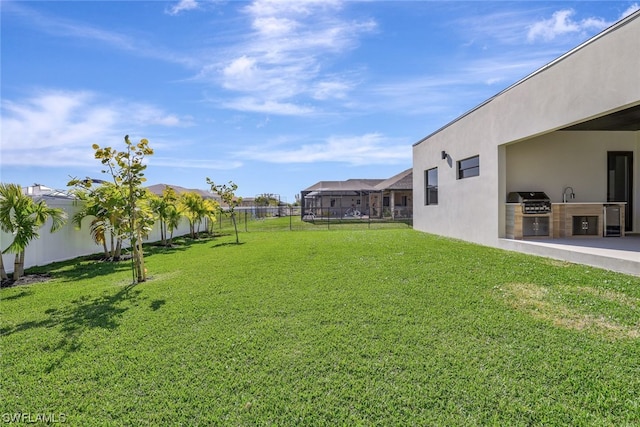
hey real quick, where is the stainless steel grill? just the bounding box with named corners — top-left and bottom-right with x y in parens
top-left (507, 191), bottom-right (551, 214)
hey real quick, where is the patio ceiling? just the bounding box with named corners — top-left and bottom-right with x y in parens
top-left (562, 104), bottom-right (640, 131)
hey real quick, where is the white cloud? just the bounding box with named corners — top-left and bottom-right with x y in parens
top-left (252, 16), bottom-right (299, 36)
top-left (527, 9), bottom-right (610, 42)
top-left (6, 2), bottom-right (197, 68)
top-left (222, 97), bottom-right (314, 116)
top-left (222, 56), bottom-right (260, 90)
top-left (243, 0), bottom-right (342, 19)
top-left (456, 9), bottom-right (540, 46)
top-left (0, 90), bottom-right (191, 167)
top-left (150, 157), bottom-right (242, 170)
top-left (237, 133), bottom-right (411, 165)
top-left (312, 80), bottom-right (351, 100)
top-left (130, 105), bottom-right (193, 127)
top-left (6, 2), bottom-right (135, 51)
top-left (525, 4), bottom-right (640, 44)
top-left (166, 0), bottom-right (200, 16)
top-left (201, 0), bottom-right (376, 114)
top-left (621, 3), bottom-right (640, 18)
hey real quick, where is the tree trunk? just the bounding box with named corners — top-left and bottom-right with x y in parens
top-left (13, 252), bottom-right (24, 281)
top-left (109, 230), bottom-right (116, 259)
top-left (136, 231), bottom-right (146, 282)
top-left (115, 239), bottom-right (122, 260)
top-left (232, 213), bottom-right (239, 244)
top-left (19, 251), bottom-right (25, 278)
top-left (0, 253), bottom-right (7, 281)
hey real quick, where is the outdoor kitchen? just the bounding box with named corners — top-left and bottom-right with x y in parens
top-left (505, 191), bottom-right (626, 240)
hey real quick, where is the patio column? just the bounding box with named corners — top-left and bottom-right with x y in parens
top-left (390, 191), bottom-right (396, 219)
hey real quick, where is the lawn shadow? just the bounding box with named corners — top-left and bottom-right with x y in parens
top-left (1, 283), bottom-right (142, 372)
top-left (144, 243), bottom-right (190, 258)
top-left (1, 288), bottom-right (34, 301)
top-left (23, 236), bottom-right (226, 281)
top-left (150, 299), bottom-right (166, 311)
top-left (211, 241), bottom-right (246, 249)
top-left (144, 235), bottom-right (220, 258)
top-left (52, 260), bottom-right (133, 283)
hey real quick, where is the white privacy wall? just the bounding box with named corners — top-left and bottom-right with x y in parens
top-left (0, 199), bottom-right (192, 274)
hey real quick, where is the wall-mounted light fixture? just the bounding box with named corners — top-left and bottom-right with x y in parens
top-left (441, 150), bottom-right (447, 160)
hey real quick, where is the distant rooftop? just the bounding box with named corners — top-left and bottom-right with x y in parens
top-left (22, 184), bottom-right (74, 199)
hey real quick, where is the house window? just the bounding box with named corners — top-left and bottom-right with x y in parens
top-left (330, 198), bottom-right (336, 207)
top-left (458, 155), bottom-right (479, 179)
top-left (425, 168), bottom-right (438, 205)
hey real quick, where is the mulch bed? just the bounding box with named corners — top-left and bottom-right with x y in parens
top-left (1, 274), bottom-right (52, 289)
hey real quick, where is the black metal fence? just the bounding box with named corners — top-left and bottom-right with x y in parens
top-left (301, 206), bottom-right (413, 221)
top-left (212, 206), bottom-right (412, 233)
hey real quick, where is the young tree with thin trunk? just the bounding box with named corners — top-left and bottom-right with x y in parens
top-left (207, 180), bottom-right (241, 244)
top-left (71, 136), bottom-right (154, 284)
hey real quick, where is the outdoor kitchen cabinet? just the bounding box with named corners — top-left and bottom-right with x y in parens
top-left (572, 216), bottom-right (598, 235)
top-left (505, 204), bottom-right (552, 239)
top-left (552, 203), bottom-right (625, 238)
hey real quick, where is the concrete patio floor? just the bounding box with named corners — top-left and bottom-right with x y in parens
top-left (499, 235), bottom-right (640, 277)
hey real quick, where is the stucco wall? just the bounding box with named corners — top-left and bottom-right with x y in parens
top-left (506, 131), bottom-right (638, 202)
top-left (412, 117), bottom-right (502, 245)
top-left (413, 13), bottom-right (640, 246)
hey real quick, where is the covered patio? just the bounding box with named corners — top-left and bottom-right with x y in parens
top-left (499, 235), bottom-right (640, 276)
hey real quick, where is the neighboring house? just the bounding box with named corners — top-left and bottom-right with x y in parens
top-left (301, 168), bottom-right (412, 220)
top-left (412, 11), bottom-right (639, 274)
top-left (375, 168), bottom-right (413, 219)
top-left (22, 184), bottom-right (73, 200)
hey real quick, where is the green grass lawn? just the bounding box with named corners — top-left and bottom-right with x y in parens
top-left (2, 226), bottom-right (639, 425)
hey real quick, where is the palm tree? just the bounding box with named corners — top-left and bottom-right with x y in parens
top-left (203, 198), bottom-right (220, 235)
top-left (72, 199), bottom-right (109, 259)
top-left (148, 186), bottom-right (178, 246)
top-left (70, 183), bottom-right (126, 260)
top-left (165, 206), bottom-right (182, 246)
top-left (179, 192), bottom-right (207, 239)
top-left (0, 184), bottom-right (67, 280)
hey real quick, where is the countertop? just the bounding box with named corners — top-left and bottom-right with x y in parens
top-left (552, 202), bottom-right (626, 205)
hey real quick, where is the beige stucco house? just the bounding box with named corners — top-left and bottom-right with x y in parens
top-left (301, 168), bottom-right (412, 220)
top-left (413, 11), bottom-right (639, 275)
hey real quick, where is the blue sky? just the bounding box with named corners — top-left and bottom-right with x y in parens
top-left (2, 1), bottom-right (638, 202)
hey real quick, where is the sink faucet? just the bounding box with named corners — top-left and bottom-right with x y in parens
top-left (562, 186), bottom-right (575, 203)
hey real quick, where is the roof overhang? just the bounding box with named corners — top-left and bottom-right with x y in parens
top-left (561, 104), bottom-right (640, 131)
